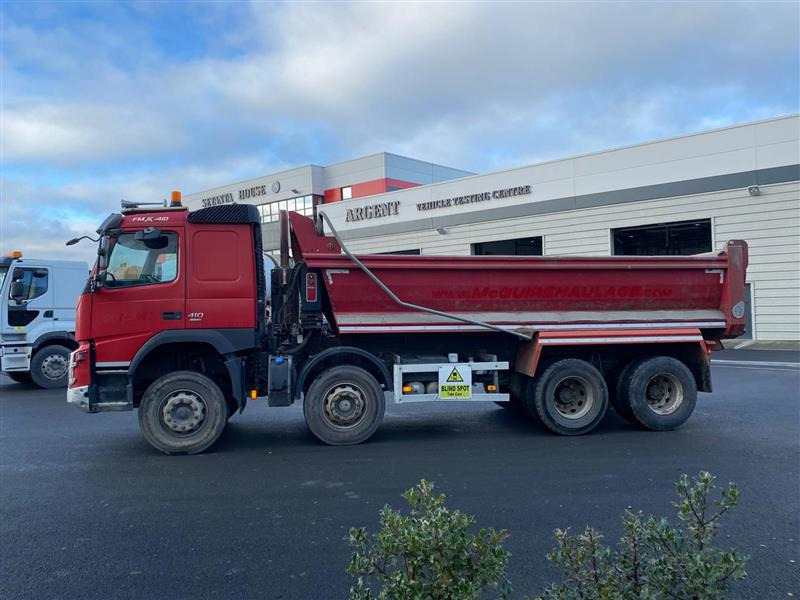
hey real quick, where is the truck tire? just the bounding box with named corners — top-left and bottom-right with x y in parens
top-left (621, 356), bottom-right (697, 431)
top-left (7, 372), bottom-right (34, 385)
top-left (138, 371), bottom-right (229, 455)
top-left (304, 365), bottom-right (385, 445)
top-left (527, 359), bottom-right (608, 436)
top-left (611, 361), bottom-right (638, 423)
top-left (30, 345), bottom-right (71, 389)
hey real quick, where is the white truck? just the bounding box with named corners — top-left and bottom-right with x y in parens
top-left (0, 252), bottom-right (88, 388)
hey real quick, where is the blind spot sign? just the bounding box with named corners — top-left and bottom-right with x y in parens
top-left (439, 365), bottom-right (472, 399)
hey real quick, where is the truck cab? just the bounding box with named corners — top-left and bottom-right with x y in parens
top-left (0, 252), bottom-right (89, 387)
top-left (67, 203), bottom-right (265, 422)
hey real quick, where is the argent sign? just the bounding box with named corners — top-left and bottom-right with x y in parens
top-left (345, 200), bottom-right (401, 223)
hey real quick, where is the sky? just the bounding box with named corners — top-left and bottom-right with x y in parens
top-left (1, 1), bottom-right (798, 263)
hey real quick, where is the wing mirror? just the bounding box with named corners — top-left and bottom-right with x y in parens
top-left (93, 271), bottom-right (109, 288)
top-left (9, 281), bottom-right (25, 302)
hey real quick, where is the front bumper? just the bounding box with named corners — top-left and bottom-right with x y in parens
top-left (67, 385), bottom-right (91, 412)
top-left (1, 344), bottom-right (32, 373)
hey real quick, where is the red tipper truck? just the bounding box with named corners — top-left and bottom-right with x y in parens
top-left (67, 197), bottom-right (749, 454)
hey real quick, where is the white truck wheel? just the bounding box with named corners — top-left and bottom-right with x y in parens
top-left (30, 345), bottom-right (71, 389)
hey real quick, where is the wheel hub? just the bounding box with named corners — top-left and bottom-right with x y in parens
top-left (323, 385), bottom-right (366, 428)
top-left (553, 377), bottom-right (593, 419)
top-left (646, 374), bottom-right (683, 415)
top-left (41, 354), bottom-right (68, 380)
top-left (162, 391), bottom-right (206, 433)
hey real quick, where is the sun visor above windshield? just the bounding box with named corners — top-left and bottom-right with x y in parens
top-left (96, 213), bottom-right (123, 234)
top-left (187, 204), bottom-right (260, 225)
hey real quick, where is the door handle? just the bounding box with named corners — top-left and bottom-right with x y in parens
top-left (162, 311), bottom-right (182, 320)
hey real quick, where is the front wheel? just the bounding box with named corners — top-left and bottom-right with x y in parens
top-left (30, 345), bottom-right (71, 389)
top-left (527, 359), bottom-right (608, 436)
top-left (304, 366), bottom-right (385, 445)
top-left (138, 371), bottom-right (228, 455)
top-left (621, 356), bottom-right (697, 431)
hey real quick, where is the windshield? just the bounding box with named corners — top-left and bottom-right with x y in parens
top-left (105, 232), bottom-right (178, 287)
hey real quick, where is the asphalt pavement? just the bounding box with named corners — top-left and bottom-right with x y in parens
top-left (1, 357), bottom-right (798, 599)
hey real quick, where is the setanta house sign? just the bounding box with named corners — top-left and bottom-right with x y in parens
top-left (200, 182), bottom-right (276, 208)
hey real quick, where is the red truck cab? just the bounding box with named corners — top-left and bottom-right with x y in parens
top-left (69, 205), bottom-right (265, 426)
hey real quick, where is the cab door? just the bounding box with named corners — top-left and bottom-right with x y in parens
top-left (91, 228), bottom-right (184, 366)
top-left (1, 265), bottom-right (53, 371)
top-left (4, 265), bottom-right (53, 337)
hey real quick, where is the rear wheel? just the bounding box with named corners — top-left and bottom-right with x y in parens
top-left (621, 356), bottom-right (697, 431)
top-left (527, 359), bottom-right (608, 436)
top-left (30, 345), bottom-right (71, 389)
top-left (304, 366), bottom-right (385, 445)
top-left (138, 371), bottom-right (228, 455)
top-left (7, 372), bottom-right (34, 385)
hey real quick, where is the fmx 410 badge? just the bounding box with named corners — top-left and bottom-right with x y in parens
top-left (438, 365), bottom-right (472, 399)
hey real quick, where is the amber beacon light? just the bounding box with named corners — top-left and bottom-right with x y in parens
top-left (170, 190), bottom-right (182, 207)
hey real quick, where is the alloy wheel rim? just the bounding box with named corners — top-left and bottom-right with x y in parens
top-left (322, 384), bottom-right (367, 429)
top-left (161, 390), bottom-right (207, 434)
top-left (553, 376), bottom-right (594, 419)
top-left (41, 354), bottom-right (68, 380)
top-left (645, 373), bottom-right (684, 415)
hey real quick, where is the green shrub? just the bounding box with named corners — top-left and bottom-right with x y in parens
top-left (346, 472), bottom-right (747, 600)
top-left (536, 471), bottom-right (748, 600)
top-left (347, 479), bottom-right (512, 600)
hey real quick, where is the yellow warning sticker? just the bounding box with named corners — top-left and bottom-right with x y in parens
top-left (439, 365), bottom-right (472, 399)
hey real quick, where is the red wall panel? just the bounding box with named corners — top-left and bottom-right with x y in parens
top-left (322, 178), bottom-right (420, 203)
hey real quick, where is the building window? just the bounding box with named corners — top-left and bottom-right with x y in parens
top-left (341, 186), bottom-right (353, 200)
top-left (612, 219), bottom-right (712, 256)
top-left (257, 195), bottom-right (316, 224)
top-left (471, 236), bottom-right (543, 256)
top-left (377, 249), bottom-right (421, 255)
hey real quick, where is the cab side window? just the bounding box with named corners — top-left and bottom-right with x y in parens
top-left (106, 232), bottom-right (178, 288)
top-left (9, 268), bottom-right (49, 304)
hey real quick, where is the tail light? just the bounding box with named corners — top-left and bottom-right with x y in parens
top-left (305, 272), bottom-right (318, 303)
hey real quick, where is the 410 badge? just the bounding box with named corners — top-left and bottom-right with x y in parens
top-left (438, 364), bottom-right (472, 399)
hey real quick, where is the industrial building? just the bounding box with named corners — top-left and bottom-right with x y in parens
top-left (184, 114), bottom-right (800, 342)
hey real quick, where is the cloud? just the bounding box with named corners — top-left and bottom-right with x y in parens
top-left (0, 155), bottom-right (291, 262)
top-left (1, 1), bottom-right (798, 257)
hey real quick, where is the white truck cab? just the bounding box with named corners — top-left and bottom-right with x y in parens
top-left (0, 252), bottom-right (89, 388)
